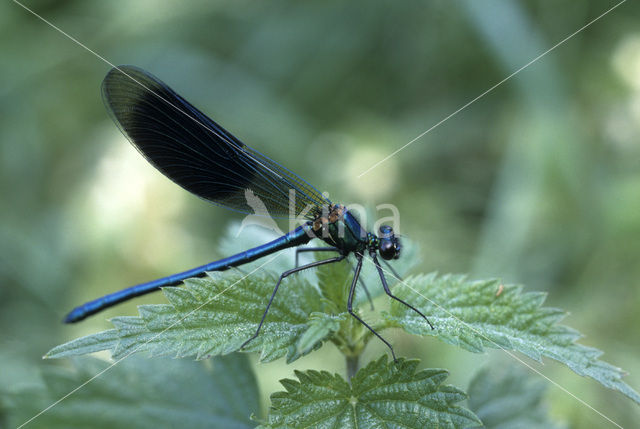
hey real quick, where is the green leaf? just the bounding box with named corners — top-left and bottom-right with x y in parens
top-left (43, 328), bottom-right (121, 358)
top-left (45, 227), bottom-right (420, 364)
top-left (385, 273), bottom-right (640, 404)
top-left (296, 312), bottom-right (347, 355)
top-left (316, 252), bottom-right (354, 310)
top-left (46, 272), bottom-right (324, 363)
top-left (2, 354), bottom-right (258, 429)
top-left (467, 365), bottom-right (565, 429)
top-left (259, 355), bottom-right (481, 429)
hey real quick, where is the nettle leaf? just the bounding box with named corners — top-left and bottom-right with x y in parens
top-left (259, 355), bottom-right (481, 429)
top-left (296, 312), bottom-right (347, 355)
top-left (385, 273), bottom-right (640, 404)
top-left (316, 252), bottom-right (354, 310)
top-left (47, 272), bottom-right (325, 363)
top-left (3, 355), bottom-right (258, 429)
top-left (467, 365), bottom-right (565, 429)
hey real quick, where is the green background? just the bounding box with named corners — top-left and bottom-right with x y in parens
top-left (2, 0), bottom-right (639, 426)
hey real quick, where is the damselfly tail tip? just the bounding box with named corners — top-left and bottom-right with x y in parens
top-left (63, 308), bottom-right (84, 324)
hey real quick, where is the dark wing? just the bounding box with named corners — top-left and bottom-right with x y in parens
top-left (101, 65), bottom-right (329, 219)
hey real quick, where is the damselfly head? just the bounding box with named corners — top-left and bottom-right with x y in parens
top-left (378, 225), bottom-right (401, 260)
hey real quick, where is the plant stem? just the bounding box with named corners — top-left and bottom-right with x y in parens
top-left (346, 354), bottom-right (359, 379)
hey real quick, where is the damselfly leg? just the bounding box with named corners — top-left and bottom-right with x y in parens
top-left (240, 254), bottom-right (345, 349)
top-left (294, 246), bottom-right (339, 268)
top-left (370, 251), bottom-right (434, 330)
top-left (295, 246), bottom-right (374, 310)
top-left (381, 258), bottom-right (402, 281)
top-left (347, 254), bottom-right (396, 361)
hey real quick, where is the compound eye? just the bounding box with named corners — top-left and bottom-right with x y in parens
top-left (393, 240), bottom-right (402, 259)
top-left (379, 225), bottom-right (393, 238)
top-left (379, 239), bottom-right (396, 260)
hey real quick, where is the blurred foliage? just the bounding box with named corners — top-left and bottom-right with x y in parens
top-left (2, 0), bottom-right (640, 427)
top-left (467, 363), bottom-right (565, 428)
top-left (2, 355), bottom-right (258, 429)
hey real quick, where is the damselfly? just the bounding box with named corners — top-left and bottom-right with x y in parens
top-left (64, 66), bottom-right (433, 359)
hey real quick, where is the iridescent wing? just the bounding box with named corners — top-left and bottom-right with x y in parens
top-left (101, 65), bottom-right (329, 219)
